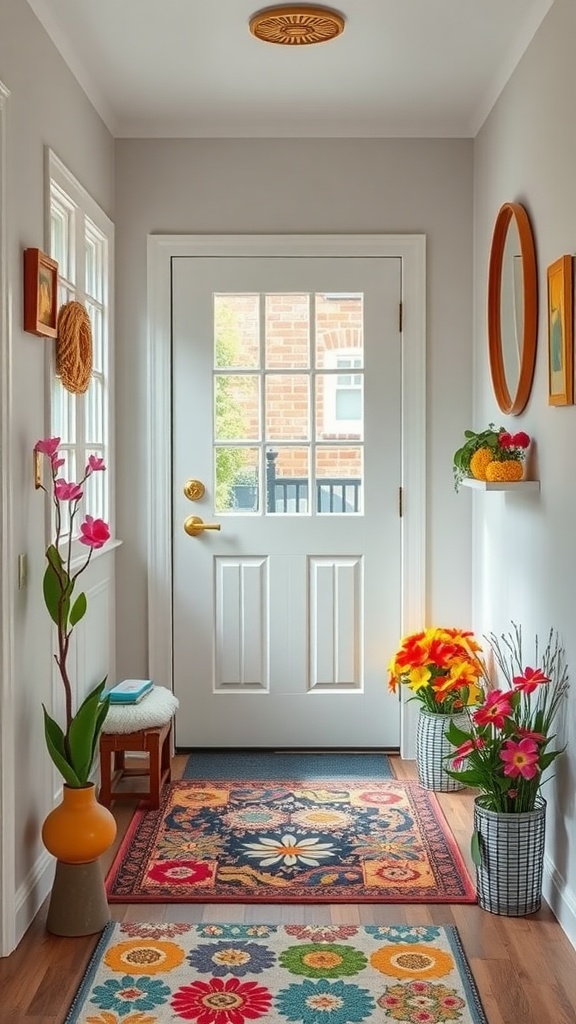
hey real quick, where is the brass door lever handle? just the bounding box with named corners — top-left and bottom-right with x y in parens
top-left (184, 515), bottom-right (221, 537)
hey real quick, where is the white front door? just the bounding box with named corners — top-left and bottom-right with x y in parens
top-left (172, 255), bottom-right (402, 748)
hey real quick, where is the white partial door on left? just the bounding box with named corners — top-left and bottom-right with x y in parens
top-left (172, 256), bottom-right (402, 748)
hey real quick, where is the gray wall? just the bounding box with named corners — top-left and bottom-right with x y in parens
top-left (114, 136), bottom-right (475, 685)
top-left (0, 0), bottom-right (114, 936)
top-left (473, 0), bottom-right (576, 942)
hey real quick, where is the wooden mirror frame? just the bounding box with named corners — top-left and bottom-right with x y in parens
top-left (487, 202), bottom-right (538, 415)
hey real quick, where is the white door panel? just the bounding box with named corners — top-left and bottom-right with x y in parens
top-left (172, 256), bottom-right (401, 747)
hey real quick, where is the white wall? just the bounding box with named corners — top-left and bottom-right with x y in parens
top-left (114, 137), bottom-right (475, 685)
top-left (0, 0), bottom-right (115, 948)
top-left (473, 0), bottom-right (576, 944)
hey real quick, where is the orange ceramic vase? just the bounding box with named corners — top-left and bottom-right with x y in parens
top-left (41, 783), bottom-right (117, 864)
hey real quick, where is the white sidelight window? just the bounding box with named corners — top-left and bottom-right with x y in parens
top-left (47, 151), bottom-right (114, 540)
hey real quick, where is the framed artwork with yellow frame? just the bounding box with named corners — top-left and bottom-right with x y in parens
top-left (547, 255), bottom-right (573, 406)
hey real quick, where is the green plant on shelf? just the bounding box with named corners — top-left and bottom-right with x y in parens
top-left (452, 424), bottom-right (504, 491)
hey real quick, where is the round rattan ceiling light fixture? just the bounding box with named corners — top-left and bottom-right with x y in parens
top-left (249, 5), bottom-right (345, 46)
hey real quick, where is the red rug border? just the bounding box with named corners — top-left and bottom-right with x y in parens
top-left (105, 778), bottom-right (477, 905)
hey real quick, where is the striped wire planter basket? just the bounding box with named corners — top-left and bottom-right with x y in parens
top-left (415, 708), bottom-right (467, 791)
top-left (474, 796), bottom-right (546, 916)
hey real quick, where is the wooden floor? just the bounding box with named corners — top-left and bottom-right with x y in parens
top-left (2, 754), bottom-right (576, 1023)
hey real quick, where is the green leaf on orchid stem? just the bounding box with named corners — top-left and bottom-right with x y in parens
top-left (43, 707), bottom-right (81, 787)
top-left (46, 543), bottom-right (63, 570)
top-left (43, 562), bottom-right (65, 626)
top-left (470, 830), bottom-right (482, 867)
top-left (68, 681), bottom-right (107, 784)
top-left (69, 591), bottom-right (87, 626)
top-left (90, 687), bottom-right (110, 765)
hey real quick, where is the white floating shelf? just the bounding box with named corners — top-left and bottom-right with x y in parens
top-left (460, 478), bottom-right (540, 492)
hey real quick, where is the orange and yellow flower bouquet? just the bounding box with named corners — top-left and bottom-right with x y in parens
top-left (388, 627), bottom-right (485, 714)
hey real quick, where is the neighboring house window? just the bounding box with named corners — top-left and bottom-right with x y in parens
top-left (48, 151), bottom-right (114, 541)
top-left (324, 350), bottom-right (363, 435)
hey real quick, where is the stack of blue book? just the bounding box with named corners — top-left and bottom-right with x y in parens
top-left (108, 679), bottom-right (154, 704)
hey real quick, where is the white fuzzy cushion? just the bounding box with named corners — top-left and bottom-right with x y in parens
top-left (102, 685), bottom-right (179, 734)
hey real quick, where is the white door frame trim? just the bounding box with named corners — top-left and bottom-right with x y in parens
top-left (147, 234), bottom-right (426, 757)
top-left (0, 79), bottom-right (16, 956)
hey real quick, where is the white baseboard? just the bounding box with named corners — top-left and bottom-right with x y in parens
top-left (543, 855), bottom-right (576, 951)
top-left (15, 850), bottom-right (55, 948)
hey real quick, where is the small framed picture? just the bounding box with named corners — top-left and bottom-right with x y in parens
top-left (547, 254), bottom-right (573, 406)
top-left (23, 248), bottom-right (58, 338)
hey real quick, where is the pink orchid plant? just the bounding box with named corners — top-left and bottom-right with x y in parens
top-left (35, 436), bottom-right (111, 787)
top-left (445, 623), bottom-right (569, 815)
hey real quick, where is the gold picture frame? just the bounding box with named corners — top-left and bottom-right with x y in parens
top-left (23, 248), bottom-right (58, 338)
top-left (547, 255), bottom-right (573, 406)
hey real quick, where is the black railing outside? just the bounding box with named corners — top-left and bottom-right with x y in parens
top-left (231, 450), bottom-right (361, 513)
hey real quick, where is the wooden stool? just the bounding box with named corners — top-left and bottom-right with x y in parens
top-left (99, 720), bottom-right (172, 809)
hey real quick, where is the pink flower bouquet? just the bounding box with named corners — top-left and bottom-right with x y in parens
top-left (445, 623), bottom-right (569, 813)
top-left (35, 437), bottom-right (111, 787)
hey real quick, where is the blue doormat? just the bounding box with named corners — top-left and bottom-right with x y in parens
top-left (182, 751), bottom-right (394, 780)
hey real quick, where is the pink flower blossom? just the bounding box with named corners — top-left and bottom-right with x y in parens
top-left (473, 690), bottom-right (514, 730)
top-left (51, 457), bottom-right (65, 470)
top-left (498, 431), bottom-right (513, 448)
top-left (452, 737), bottom-right (486, 769)
top-left (86, 455), bottom-right (106, 473)
top-left (54, 479), bottom-right (84, 502)
top-left (500, 738), bottom-right (540, 780)
top-left (515, 727), bottom-right (546, 743)
top-left (34, 437), bottom-right (61, 457)
top-left (79, 515), bottom-right (110, 549)
top-left (513, 666), bottom-right (550, 693)
top-left (512, 431), bottom-right (530, 448)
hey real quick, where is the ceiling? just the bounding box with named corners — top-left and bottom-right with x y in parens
top-left (26, 0), bottom-right (553, 139)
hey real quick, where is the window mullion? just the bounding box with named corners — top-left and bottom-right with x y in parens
top-left (74, 208), bottom-right (87, 479)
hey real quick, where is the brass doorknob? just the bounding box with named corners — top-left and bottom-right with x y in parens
top-left (184, 515), bottom-right (221, 537)
top-left (183, 479), bottom-right (205, 501)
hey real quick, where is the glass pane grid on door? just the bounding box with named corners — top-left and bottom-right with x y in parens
top-left (213, 292), bottom-right (364, 515)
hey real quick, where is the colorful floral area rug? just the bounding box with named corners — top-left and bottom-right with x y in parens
top-left (64, 922), bottom-right (488, 1024)
top-left (106, 780), bottom-right (475, 904)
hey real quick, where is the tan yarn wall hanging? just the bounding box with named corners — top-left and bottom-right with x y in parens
top-left (56, 301), bottom-right (93, 394)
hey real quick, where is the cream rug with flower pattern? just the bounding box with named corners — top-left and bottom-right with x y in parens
top-left (64, 922), bottom-right (487, 1024)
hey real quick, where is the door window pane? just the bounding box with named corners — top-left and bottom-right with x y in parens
top-left (265, 374), bottom-right (309, 441)
top-left (315, 293), bottom-right (364, 367)
top-left (214, 374), bottom-right (260, 441)
top-left (316, 446), bottom-right (363, 514)
top-left (214, 295), bottom-right (260, 368)
top-left (215, 447), bottom-right (260, 513)
top-left (316, 370), bottom-right (363, 441)
top-left (266, 446), bottom-right (310, 514)
top-left (265, 294), bottom-right (309, 368)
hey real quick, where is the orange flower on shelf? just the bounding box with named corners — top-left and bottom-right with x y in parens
top-left (388, 627), bottom-right (485, 715)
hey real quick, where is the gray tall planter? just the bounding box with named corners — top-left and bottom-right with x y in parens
top-left (474, 796), bottom-right (546, 916)
top-left (415, 708), bottom-right (467, 791)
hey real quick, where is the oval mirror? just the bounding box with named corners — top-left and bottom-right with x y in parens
top-left (488, 202), bottom-right (538, 415)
